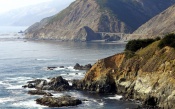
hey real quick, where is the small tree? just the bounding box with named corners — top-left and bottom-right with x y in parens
top-left (158, 33), bottom-right (175, 49)
top-left (125, 39), bottom-right (155, 52)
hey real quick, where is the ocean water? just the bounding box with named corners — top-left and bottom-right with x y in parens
top-left (0, 26), bottom-right (139, 109)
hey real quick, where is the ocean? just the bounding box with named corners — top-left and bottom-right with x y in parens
top-left (0, 26), bottom-right (139, 109)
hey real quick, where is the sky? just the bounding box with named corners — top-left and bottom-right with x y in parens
top-left (0, 0), bottom-right (55, 14)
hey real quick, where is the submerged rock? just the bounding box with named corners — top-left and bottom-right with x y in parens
top-left (28, 90), bottom-right (53, 96)
top-left (47, 67), bottom-right (57, 70)
top-left (36, 95), bottom-right (82, 107)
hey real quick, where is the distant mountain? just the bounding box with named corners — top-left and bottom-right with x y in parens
top-left (129, 4), bottom-right (175, 39)
top-left (25, 0), bottom-right (175, 41)
top-left (0, 0), bottom-right (74, 26)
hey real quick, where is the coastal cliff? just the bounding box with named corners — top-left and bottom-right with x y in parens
top-left (25, 0), bottom-right (175, 41)
top-left (73, 39), bottom-right (175, 108)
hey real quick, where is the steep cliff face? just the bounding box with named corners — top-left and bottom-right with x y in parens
top-left (128, 4), bottom-right (175, 40)
top-left (25, 0), bottom-right (175, 41)
top-left (73, 41), bottom-right (175, 108)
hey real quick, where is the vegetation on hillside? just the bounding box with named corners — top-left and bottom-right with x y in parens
top-left (124, 37), bottom-right (161, 59)
top-left (158, 33), bottom-right (175, 48)
top-left (125, 39), bottom-right (159, 52)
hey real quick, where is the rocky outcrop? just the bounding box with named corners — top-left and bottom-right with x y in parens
top-left (73, 41), bottom-right (175, 108)
top-left (25, 0), bottom-right (175, 41)
top-left (23, 76), bottom-right (70, 91)
top-left (36, 95), bottom-right (82, 107)
top-left (74, 26), bottom-right (101, 41)
top-left (74, 63), bottom-right (92, 70)
top-left (127, 4), bottom-right (175, 40)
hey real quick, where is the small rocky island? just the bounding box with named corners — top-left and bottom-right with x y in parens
top-left (23, 34), bottom-right (175, 108)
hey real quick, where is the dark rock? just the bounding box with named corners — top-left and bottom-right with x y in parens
top-left (72, 80), bottom-right (83, 90)
top-left (47, 67), bottom-right (57, 70)
top-left (74, 63), bottom-right (92, 70)
top-left (72, 76), bottom-right (116, 93)
top-left (82, 99), bottom-right (88, 101)
top-left (144, 96), bottom-right (158, 106)
top-left (28, 83), bottom-right (35, 88)
top-left (59, 66), bottom-right (64, 68)
top-left (22, 85), bottom-right (28, 88)
top-left (24, 76), bottom-right (70, 91)
top-left (47, 76), bottom-right (70, 91)
top-left (28, 90), bottom-right (53, 96)
top-left (36, 95), bottom-right (82, 107)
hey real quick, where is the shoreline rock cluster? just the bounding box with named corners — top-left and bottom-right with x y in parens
top-left (23, 76), bottom-right (70, 91)
top-left (24, 44), bottom-right (175, 109)
top-left (23, 76), bottom-right (83, 107)
top-left (74, 63), bottom-right (92, 70)
top-left (23, 63), bottom-right (93, 108)
top-left (71, 41), bottom-right (175, 109)
top-left (46, 63), bottom-right (92, 71)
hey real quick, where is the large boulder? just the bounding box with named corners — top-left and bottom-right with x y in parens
top-left (46, 76), bottom-right (70, 91)
top-left (25, 79), bottom-right (47, 89)
top-left (23, 76), bottom-right (70, 91)
top-left (36, 95), bottom-right (82, 107)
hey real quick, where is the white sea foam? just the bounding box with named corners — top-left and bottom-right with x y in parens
top-left (105, 95), bottom-right (123, 100)
top-left (67, 66), bottom-right (79, 71)
top-left (68, 82), bottom-right (72, 86)
top-left (6, 85), bottom-right (22, 90)
top-left (36, 58), bottom-right (54, 61)
top-left (12, 100), bottom-right (46, 108)
top-left (90, 99), bottom-right (105, 106)
top-left (52, 93), bottom-right (63, 97)
top-left (0, 97), bottom-right (15, 104)
top-left (6, 77), bottom-right (32, 82)
top-left (99, 102), bottom-right (104, 106)
top-left (0, 81), bottom-right (4, 85)
top-left (54, 67), bottom-right (65, 71)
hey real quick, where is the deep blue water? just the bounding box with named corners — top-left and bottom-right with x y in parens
top-left (0, 27), bottom-right (139, 109)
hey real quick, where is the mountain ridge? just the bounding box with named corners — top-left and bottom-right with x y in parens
top-left (25, 0), bottom-right (175, 41)
top-left (127, 4), bottom-right (175, 40)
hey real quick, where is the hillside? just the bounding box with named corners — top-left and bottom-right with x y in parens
top-left (0, 0), bottom-right (73, 26)
top-left (127, 4), bottom-right (175, 40)
top-left (73, 35), bottom-right (175, 108)
top-left (25, 0), bottom-right (175, 41)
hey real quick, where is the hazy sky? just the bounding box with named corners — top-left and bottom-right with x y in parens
top-left (0, 0), bottom-right (70, 14)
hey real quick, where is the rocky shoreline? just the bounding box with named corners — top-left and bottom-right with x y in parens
top-left (23, 39), bottom-right (175, 109)
top-left (22, 63), bottom-right (93, 108)
top-left (23, 76), bottom-right (84, 107)
top-left (72, 40), bottom-right (175, 109)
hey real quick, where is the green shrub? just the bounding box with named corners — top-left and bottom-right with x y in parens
top-left (125, 39), bottom-right (156, 52)
top-left (158, 33), bottom-right (175, 49)
top-left (124, 50), bottom-right (135, 59)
